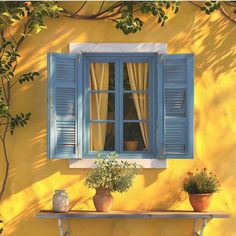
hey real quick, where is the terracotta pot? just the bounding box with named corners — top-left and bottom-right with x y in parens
top-left (124, 141), bottom-right (139, 151)
top-left (189, 194), bottom-right (212, 212)
top-left (93, 188), bottom-right (113, 212)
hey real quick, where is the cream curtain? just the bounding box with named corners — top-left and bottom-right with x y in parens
top-left (90, 63), bottom-right (109, 151)
top-left (126, 63), bottom-right (149, 150)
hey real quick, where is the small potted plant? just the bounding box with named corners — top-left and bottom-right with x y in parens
top-left (84, 152), bottom-right (142, 212)
top-left (124, 123), bottom-right (140, 151)
top-left (182, 168), bottom-right (220, 212)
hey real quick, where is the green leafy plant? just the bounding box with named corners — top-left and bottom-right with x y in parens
top-left (0, 1), bottom-right (62, 200)
top-left (85, 152), bottom-right (142, 193)
top-left (182, 168), bottom-right (220, 194)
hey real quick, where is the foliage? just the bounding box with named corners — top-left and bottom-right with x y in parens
top-left (182, 168), bottom-right (220, 194)
top-left (84, 152), bottom-right (142, 193)
top-left (0, 2), bottom-right (62, 33)
top-left (0, 219), bottom-right (2, 234)
top-left (0, 1), bottom-right (62, 200)
top-left (200, 1), bottom-right (221, 15)
top-left (59, 1), bottom-right (236, 35)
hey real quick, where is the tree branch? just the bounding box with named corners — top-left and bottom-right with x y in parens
top-left (98, 1), bottom-right (105, 15)
top-left (10, 79), bottom-right (18, 89)
top-left (72, 1), bottom-right (87, 16)
top-left (224, 2), bottom-right (236, 7)
top-left (60, 1), bottom-right (123, 20)
top-left (219, 5), bottom-right (236, 24)
top-left (189, 1), bottom-right (202, 9)
top-left (7, 29), bottom-right (17, 46)
top-left (1, 78), bottom-right (7, 103)
top-left (0, 121), bottom-right (9, 201)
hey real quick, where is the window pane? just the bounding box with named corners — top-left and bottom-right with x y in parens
top-left (90, 93), bottom-right (115, 120)
top-left (90, 62), bottom-right (115, 91)
top-left (123, 122), bottom-right (148, 151)
top-left (123, 93), bottom-right (148, 120)
top-left (123, 62), bottom-right (149, 91)
top-left (90, 122), bottom-right (115, 151)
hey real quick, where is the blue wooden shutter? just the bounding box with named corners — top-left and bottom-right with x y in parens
top-left (48, 53), bottom-right (82, 159)
top-left (158, 54), bottom-right (194, 158)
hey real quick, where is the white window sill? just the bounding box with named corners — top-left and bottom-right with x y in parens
top-left (69, 159), bottom-right (167, 169)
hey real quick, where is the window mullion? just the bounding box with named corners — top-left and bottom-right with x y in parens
top-left (119, 59), bottom-right (124, 153)
top-left (115, 59), bottom-right (121, 153)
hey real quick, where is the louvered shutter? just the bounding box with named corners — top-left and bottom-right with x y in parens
top-left (48, 53), bottom-right (82, 159)
top-left (158, 54), bottom-right (194, 158)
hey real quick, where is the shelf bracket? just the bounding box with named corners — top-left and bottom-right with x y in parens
top-left (58, 218), bottom-right (69, 236)
top-left (194, 218), bottom-right (208, 236)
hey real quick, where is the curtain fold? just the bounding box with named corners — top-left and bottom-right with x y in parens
top-left (126, 62), bottom-right (149, 150)
top-left (90, 63), bottom-right (109, 151)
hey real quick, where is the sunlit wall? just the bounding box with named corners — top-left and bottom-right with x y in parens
top-left (0, 2), bottom-right (236, 235)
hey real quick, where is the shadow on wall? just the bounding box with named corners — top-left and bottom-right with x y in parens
top-left (1, 2), bottom-right (235, 236)
top-left (5, 2), bottom-right (236, 197)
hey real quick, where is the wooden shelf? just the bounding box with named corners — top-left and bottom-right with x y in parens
top-left (36, 210), bottom-right (229, 219)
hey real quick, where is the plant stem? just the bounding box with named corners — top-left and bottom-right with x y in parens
top-left (219, 5), bottom-right (236, 24)
top-left (0, 135), bottom-right (9, 201)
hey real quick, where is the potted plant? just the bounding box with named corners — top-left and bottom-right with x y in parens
top-left (182, 168), bottom-right (220, 212)
top-left (84, 152), bottom-right (142, 212)
top-left (124, 123), bottom-right (140, 151)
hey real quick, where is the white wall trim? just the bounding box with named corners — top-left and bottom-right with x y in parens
top-left (69, 43), bottom-right (167, 169)
top-left (69, 43), bottom-right (167, 54)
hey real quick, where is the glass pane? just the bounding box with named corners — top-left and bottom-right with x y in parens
top-left (90, 93), bottom-right (115, 120)
top-left (90, 122), bottom-right (115, 151)
top-left (123, 93), bottom-right (148, 120)
top-left (123, 122), bottom-right (148, 151)
top-left (123, 62), bottom-right (149, 91)
top-left (90, 62), bottom-right (115, 90)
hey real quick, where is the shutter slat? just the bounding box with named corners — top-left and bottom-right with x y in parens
top-left (48, 53), bottom-right (81, 159)
top-left (158, 54), bottom-right (194, 158)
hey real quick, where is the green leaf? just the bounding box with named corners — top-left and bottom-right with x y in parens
top-left (174, 6), bottom-right (179, 14)
top-left (12, 15), bottom-right (21, 21)
top-left (205, 2), bottom-right (212, 7)
top-left (166, 2), bottom-right (170, 9)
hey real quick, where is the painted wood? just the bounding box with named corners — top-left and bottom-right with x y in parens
top-left (158, 54), bottom-right (194, 159)
top-left (83, 54), bottom-right (156, 158)
top-left (48, 53), bottom-right (81, 159)
top-left (36, 210), bottom-right (229, 219)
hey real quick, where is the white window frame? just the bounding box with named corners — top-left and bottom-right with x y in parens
top-left (69, 43), bottom-right (167, 169)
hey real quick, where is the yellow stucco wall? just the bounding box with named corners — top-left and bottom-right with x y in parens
top-left (0, 2), bottom-right (236, 235)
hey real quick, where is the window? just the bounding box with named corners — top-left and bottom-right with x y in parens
top-left (47, 45), bottom-right (194, 161)
top-left (84, 54), bottom-right (155, 158)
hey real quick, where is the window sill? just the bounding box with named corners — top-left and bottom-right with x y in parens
top-left (69, 158), bottom-right (167, 169)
